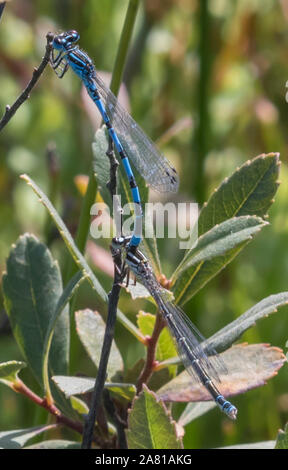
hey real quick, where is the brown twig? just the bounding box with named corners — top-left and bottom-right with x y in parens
top-left (0, 32), bottom-right (54, 132)
top-left (136, 312), bottom-right (166, 394)
top-left (13, 379), bottom-right (85, 437)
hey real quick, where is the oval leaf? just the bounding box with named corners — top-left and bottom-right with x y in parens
top-left (126, 385), bottom-right (182, 449)
top-left (42, 271), bottom-right (86, 400)
top-left (53, 375), bottom-right (95, 397)
top-left (175, 216), bottom-right (268, 276)
top-left (75, 309), bottom-right (123, 378)
top-left (173, 153), bottom-right (280, 305)
top-left (204, 291), bottom-right (288, 352)
top-left (157, 343), bottom-right (286, 403)
top-left (0, 425), bottom-right (57, 449)
top-left (2, 234), bottom-right (69, 386)
top-left (198, 152), bottom-right (280, 235)
top-left (52, 375), bottom-right (136, 401)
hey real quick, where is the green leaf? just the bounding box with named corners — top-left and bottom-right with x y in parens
top-left (275, 423), bottom-right (288, 449)
top-left (126, 386), bottom-right (182, 449)
top-left (199, 152), bottom-right (280, 234)
top-left (52, 375), bottom-right (136, 401)
top-left (123, 358), bottom-right (146, 384)
top-left (173, 153), bottom-right (280, 305)
top-left (105, 383), bottom-right (136, 402)
top-left (24, 440), bottom-right (81, 449)
top-left (137, 311), bottom-right (156, 336)
top-left (157, 344), bottom-right (285, 403)
top-left (2, 234), bottom-right (76, 417)
top-left (70, 396), bottom-right (89, 415)
top-left (42, 271), bottom-right (86, 400)
top-left (21, 174), bottom-right (106, 301)
top-left (21, 174), bottom-right (143, 343)
top-left (0, 425), bottom-right (57, 449)
top-left (124, 282), bottom-right (152, 300)
top-left (2, 234), bottom-right (69, 387)
top-left (75, 309), bottom-right (123, 378)
top-left (0, 361), bottom-right (26, 390)
top-left (92, 127), bottom-right (161, 274)
top-left (174, 216), bottom-right (268, 277)
top-left (204, 291), bottom-right (288, 352)
top-left (125, 281), bottom-right (174, 304)
top-left (53, 375), bottom-right (94, 397)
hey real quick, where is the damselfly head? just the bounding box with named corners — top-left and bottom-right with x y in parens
top-left (52, 30), bottom-right (80, 50)
top-left (111, 236), bottom-right (129, 250)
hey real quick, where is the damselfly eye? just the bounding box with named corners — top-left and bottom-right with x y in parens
top-left (67, 30), bottom-right (80, 42)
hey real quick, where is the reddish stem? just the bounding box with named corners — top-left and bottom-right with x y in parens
top-left (136, 313), bottom-right (166, 394)
top-left (13, 379), bottom-right (84, 436)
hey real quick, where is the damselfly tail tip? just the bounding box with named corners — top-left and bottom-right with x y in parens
top-left (228, 406), bottom-right (238, 421)
top-left (220, 397), bottom-right (238, 420)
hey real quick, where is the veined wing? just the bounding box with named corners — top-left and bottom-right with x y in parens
top-left (92, 72), bottom-right (179, 193)
top-left (158, 297), bottom-right (228, 385)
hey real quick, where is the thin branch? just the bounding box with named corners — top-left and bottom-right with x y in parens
top-left (136, 312), bottom-right (166, 394)
top-left (81, 142), bottom-right (124, 449)
top-left (0, 32), bottom-right (54, 132)
top-left (13, 378), bottom-right (87, 438)
top-left (78, 1), bottom-right (140, 448)
top-left (81, 255), bottom-right (123, 448)
top-left (103, 389), bottom-right (127, 449)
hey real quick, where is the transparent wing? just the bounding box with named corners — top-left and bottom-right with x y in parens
top-left (172, 302), bottom-right (228, 374)
top-left (132, 262), bottom-right (227, 385)
top-left (158, 297), bottom-right (228, 385)
top-left (92, 73), bottom-right (179, 193)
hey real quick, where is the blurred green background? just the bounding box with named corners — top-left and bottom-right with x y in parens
top-left (0, 0), bottom-right (288, 449)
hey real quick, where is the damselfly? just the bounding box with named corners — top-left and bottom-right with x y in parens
top-left (112, 236), bottom-right (238, 420)
top-left (49, 30), bottom-right (179, 248)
